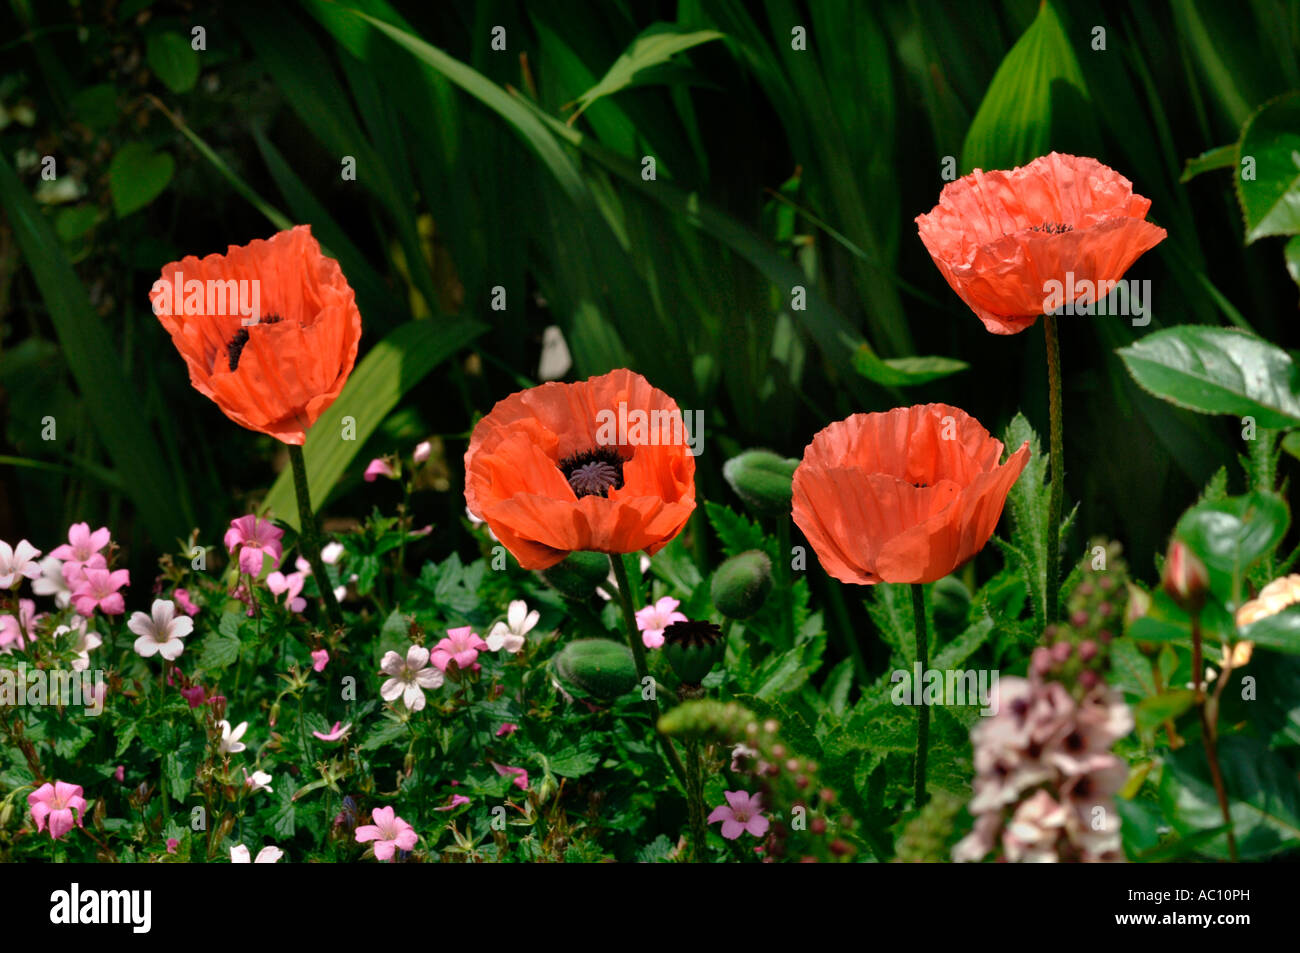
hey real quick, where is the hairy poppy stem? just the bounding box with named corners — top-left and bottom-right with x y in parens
top-left (608, 555), bottom-right (689, 791)
top-left (1043, 314), bottom-right (1065, 623)
top-left (288, 444), bottom-right (344, 630)
top-left (911, 582), bottom-right (929, 808)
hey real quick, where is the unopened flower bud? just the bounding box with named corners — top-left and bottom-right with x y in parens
top-left (1078, 640), bottom-right (1098, 662)
top-left (661, 620), bottom-right (725, 686)
top-left (1124, 583), bottom-right (1151, 627)
top-left (538, 550), bottom-right (610, 600)
top-left (1162, 540), bottom-right (1209, 612)
top-left (722, 450), bottom-right (798, 516)
top-left (553, 638), bottom-right (638, 700)
top-left (710, 550), bottom-right (773, 619)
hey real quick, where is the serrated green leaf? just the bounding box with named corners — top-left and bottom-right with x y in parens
top-left (1240, 604), bottom-right (1300, 654)
top-left (1236, 92), bottom-right (1300, 242)
top-left (1117, 326), bottom-right (1300, 428)
top-left (198, 631), bottom-right (241, 671)
top-left (703, 502), bottom-right (765, 558)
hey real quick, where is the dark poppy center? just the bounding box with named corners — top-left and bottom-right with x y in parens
top-left (226, 315), bottom-right (282, 371)
top-left (1029, 222), bottom-right (1074, 235)
top-left (559, 447), bottom-right (625, 499)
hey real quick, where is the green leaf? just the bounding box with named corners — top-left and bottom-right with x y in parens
top-left (1180, 143), bottom-right (1235, 183)
top-left (0, 154), bottom-right (189, 545)
top-left (107, 143), bottom-right (174, 218)
top-left (960, 1), bottom-right (1094, 174)
top-left (1134, 689), bottom-right (1197, 732)
top-left (146, 31), bottom-right (200, 93)
top-left (1286, 235), bottom-right (1300, 289)
top-left (1117, 326), bottom-right (1300, 429)
top-left (568, 23), bottom-right (723, 124)
top-left (1236, 92), bottom-right (1300, 242)
top-left (54, 205), bottom-right (101, 241)
top-left (1162, 735), bottom-right (1300, 859)
top-left (1175, 491), bottom-right (1289, 599)
top-left (1000, 413), bottom-right (1050, 630)
top-left (548, 746), bottom-right (602, 779)
top-left (703, 502), bottom-right (765, 558)
top-left (852, 346), bottom-right (968, 386)
top-left (198, 630), bottom-right (242, 671)
top-left (1240, 604), bottom-right (1300, 654)
top-left (262, 318), bottom-right (484, 529)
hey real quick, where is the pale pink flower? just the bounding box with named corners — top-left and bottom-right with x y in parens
top-left (50, 523), bottom-right (111, 576)
top-left (363, 458), bottom-right (397, 482)
top-left (311, 649), bottom-right (330, 672)
top-left (496, 723), bottom-right (519, 738)
top-left (707, 791), bottom-right (769, 840)
top-left (27, 781), bottom-right (86, 840)
top-left (492, 762), bottom-right (529, 791)
top-left (230, 844), bottom-right (283, 863)
top-left (1001, 790), bottom-right (1068, 863)
top-left (266, 570), bottom-right (307, 613)
top-left (71, 566), bottom-right (130, 617)
top-left (114, 765), bottom-right (125, 783)
top-left (0, 539), bottom-right (42, 589)
top-left (431, 626), bottom-right (488, 672)
top-left (0, 599), bottom-right (41, 652)
top-left (127, 599), bottom-right (192, 660)
top-left (485, 600), bottom-right (539, 654)
top-left (224, 515), bottom-right (284, 576)
top-left (355, 806), bottom-right (417, 861)
top-left (166, 838), bottom-right (179, 854)
top-left (218, 719), bottom-right (248, 754)
top-left (32, 556), bottom-right (72, 608)
top-left (379, 646), bottom-right (443, 711)
top-left (413, 440), bottom-right (432, 464)
top-left (54, 618), bottom-right (101, 671)
top-left (312, 721), bottom-right (351, 742)
top-left (243, 769), bottom-right (274, 794)
top-left (321, 541), bottom-right (345, 565)
top-left (635, 596), bottom-right (687, 649)
top-left (173, 588), bottom-right (200, 616)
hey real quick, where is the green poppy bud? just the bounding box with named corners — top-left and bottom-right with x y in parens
top-left (711, 550), bottom-right (773, 619)
top-left (723, 450), bottom-right (799, 516)
top-left (554, 638), bottom-right (638, 700)
top-left (538, 550), bottom-right (610, 599)
top-left (930, 575), bottom-right (971, 633)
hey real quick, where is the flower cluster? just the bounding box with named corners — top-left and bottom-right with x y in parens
top-left (954, 675), bottom-right (1133, 863)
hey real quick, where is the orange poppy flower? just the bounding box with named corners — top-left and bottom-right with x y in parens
top-left (149, 225), bottom-right (362, 445)
top-left (792, 404), bottom-right (1029, 585)
top-left (915, 153), bottom-right (1167, 334)
top-left (464, 369), bottom-right (696, 570)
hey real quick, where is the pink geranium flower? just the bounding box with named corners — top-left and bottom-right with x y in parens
top-left (230, 844), bottom-right (283, 863)
top-left (28, 781), bottom-right (86, 840)
top-left (431, 626), bottom-right (487, 672)
top-left (0, 599), bottom-right (41, 652)
top-left (312, 721), bottom-right (351, 742)
top-left (707, 791), bottom-right (770, 840)
top-left (311, 649), bottom-right (329, 672)
top-left (355, 806), bottom-right (417, 861)
top-left (363, 457), bottom-right (398, 482)
top-left (434, 793), bottom-right (470, 812)
top-left (71, 566), bottom-right (130, 617)
top-left (180, 685), bottom-right (207, 708)
top-left (496, 723), bottom-right (519, 738)
top-left (32, 556), bottom-right (73, 608)
top-left (492, 762), bottom-right (529, 791)
top-left (173, 588), bottom-right (200, 616)
top-left (0, 539), bottom-right (42, 589)
top-left (635, 596), bottom-right (687, 649)
top-left (50, 523), bottom-right (111, 576)
top-left (224, 515), bottom-right (284, 576)
top-left (266, 570), bottom-right (307, 613)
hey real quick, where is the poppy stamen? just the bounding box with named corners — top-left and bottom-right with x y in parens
top-left (559, 447), bottom-right (625, 499)
top-left (225, 315), bottom-right (283, 371)
top-left (1029, 222), bottom-right (1074, 235)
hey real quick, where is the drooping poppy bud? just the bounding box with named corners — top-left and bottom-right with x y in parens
top-left (711, 550), bottom-right (773, 619)
top-left (553, 638), bottom-right (638, 700)
top-left (538, 550), bottom-right (611, 599)
top-left (723, 450), bottom-right (799, 516)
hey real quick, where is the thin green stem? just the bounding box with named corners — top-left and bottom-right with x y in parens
top-left (608, 554), bottom-right (687, 790)
top-left (683, 735), bottom-right (709, 861)
top-left (288, 443), bottom-right (343, 630)
top-left (911, 582), bottom-right (929, 808)
top-left (776, 517), bottom-right (795, 648)
top-left (1043, 314), bottom-right (1065, 624)
top-left (1192, 613), bottom-right (1237, 861)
